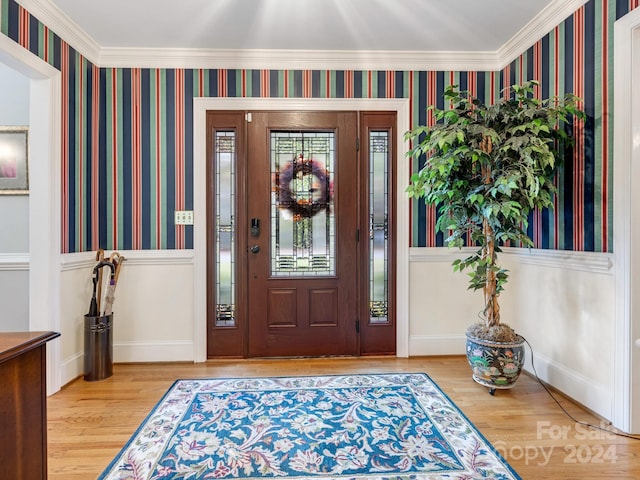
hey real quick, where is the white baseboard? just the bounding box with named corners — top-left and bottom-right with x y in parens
top-left (523, 350), bottom-right (612, 421)
top-left (114, 340), bottom-right (195, 363)
top-left (410, 333), bottom-right (612, 421)
top-left (60, 351), bottom-right (84, 386)
top-left (59, 341), bottom-right (195, 387)
top-left (409, 334), bottom-right (466, 356)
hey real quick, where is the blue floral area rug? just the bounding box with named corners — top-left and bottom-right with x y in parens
top-left (99, 373), bottom-right (520, 479)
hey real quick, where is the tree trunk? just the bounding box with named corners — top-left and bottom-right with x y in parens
top-left (482, 219), bottom-right (500, 327)
top-left (481, 135), bottom-right (500, 327)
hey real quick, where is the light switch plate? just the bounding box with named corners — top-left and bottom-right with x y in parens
top-left (174, 210), bottom-right (194, 225)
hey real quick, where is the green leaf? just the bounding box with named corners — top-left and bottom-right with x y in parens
top-left (405, 80), bottom-right (584, 302)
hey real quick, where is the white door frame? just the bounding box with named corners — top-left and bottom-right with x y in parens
top-left (613, 7), bottom-right (640, 433)
top-left (192, 98), bottom-right (411, 361)
top-left (0, 35), bottom-right (62, 395)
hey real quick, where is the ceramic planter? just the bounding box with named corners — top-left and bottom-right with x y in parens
top-left (465, 333), bottom-right (525, 392)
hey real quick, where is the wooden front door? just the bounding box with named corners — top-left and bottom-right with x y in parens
top-left (206, 110), bottom-right (396, 358)
top-left (246, 112), bottom-right (358, 357)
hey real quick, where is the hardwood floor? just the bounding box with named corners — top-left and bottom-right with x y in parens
top-left (47, 356), bottom-right (640, 479)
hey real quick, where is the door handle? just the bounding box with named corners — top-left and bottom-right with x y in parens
top-left (250, 245), bottom-right (260, 254)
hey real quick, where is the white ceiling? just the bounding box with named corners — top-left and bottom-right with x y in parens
top-left (17, 0), bottom-right (587, 70)
top-left (52, 0), bottom-right (552, 51)
top-left (50, 0), bottom-right (553, 52)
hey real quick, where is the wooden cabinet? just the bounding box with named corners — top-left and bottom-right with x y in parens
top-left (0, 331), bottom-right (60, 480)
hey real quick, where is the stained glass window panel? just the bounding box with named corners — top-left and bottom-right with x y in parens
top-left (271, 131), bottom-right (336, 277)
top-left (215, 131), bottom-right (236, 326)
top-left (370, 131), bottom-right (389, 324)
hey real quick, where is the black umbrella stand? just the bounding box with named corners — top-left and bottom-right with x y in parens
top-left (84, 259), bottom-right (115, 381)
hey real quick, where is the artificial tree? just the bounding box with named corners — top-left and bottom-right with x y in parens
top-left (406, 81), bottom-right (584, 343)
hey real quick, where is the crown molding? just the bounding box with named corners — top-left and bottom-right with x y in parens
top-left (497, 0), bottom-right (588, 67)
top-left (16, 0), bottom-right (582, 71)
top-left (16, 0), bottom-right (100, 64)
top-left (98, 47), bottom-right (501, 71)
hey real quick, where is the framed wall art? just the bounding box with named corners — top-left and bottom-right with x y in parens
top-left (0, 126), bottom-right (28, 194)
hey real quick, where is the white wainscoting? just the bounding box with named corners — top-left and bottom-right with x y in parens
top-left (408, 246), bottom-right (615, 420)
top-left (58, 246), bottom-right (616, 421)
top-left (59, 250), bottom-right (195, 385)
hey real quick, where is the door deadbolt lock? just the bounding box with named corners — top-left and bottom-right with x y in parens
top-left (251, 218), bottom-right (260, 237)
top-left (250, 244), bottom-right (260, 253)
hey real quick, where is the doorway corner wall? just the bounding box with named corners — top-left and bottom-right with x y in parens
top-left (0, 34), bottom-right (62, 395)
top-left (613, 6), bottom-right (640, 434)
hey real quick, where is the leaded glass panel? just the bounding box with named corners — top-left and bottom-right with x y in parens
top-left (215, 131), bottom-right (235, 326)
top-left (370, 131), bottom-right (389, 324)
top-left (271, 131), bottom-right (335, 277)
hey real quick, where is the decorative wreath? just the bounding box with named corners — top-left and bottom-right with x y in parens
top-left (276, 154), bottom-right (332, 219)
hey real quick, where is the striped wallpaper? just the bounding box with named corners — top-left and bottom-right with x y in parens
top-left (0, 0), bottom-right (635, 253)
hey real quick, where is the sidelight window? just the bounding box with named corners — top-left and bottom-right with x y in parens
top-left (214, 131), bottom-right (236, 327)
top-left (369, 131), bottom-right (389, 324)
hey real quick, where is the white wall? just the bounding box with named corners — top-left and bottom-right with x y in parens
top-left (0, 62), bottom-right (30, 332)
top-left (0, 62), bottom-right (30, 125)
top-left (504, 249), bottom-right (614, 419)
